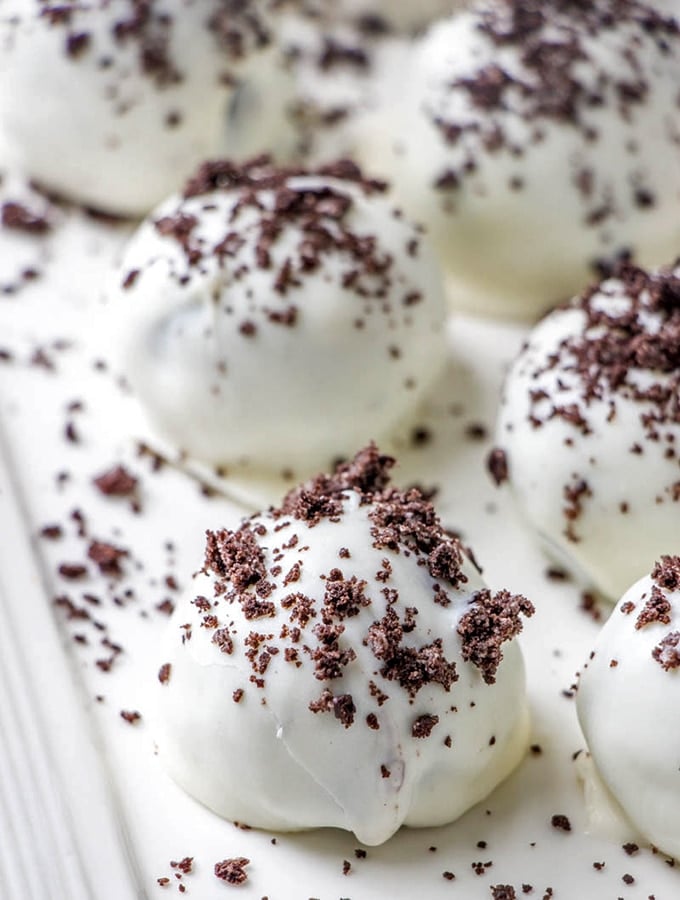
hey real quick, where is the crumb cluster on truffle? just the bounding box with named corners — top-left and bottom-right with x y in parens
top-left (180, 445), bottom-right (533, 735)
top-left (37, 0), bottom-right (269, 84)
top-left (517, 262), bottom-right (680, 541)
top-left (428, 0), bottom-right (678, 211)
top-left (639, 556), bottom-right (680, 672)
top-left (128, 154), bottom-right (423, 344)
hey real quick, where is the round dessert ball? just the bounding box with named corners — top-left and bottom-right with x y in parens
top-left (492, 262), bottom-right (680, 599)
top-left (153, 446), bottom-right (534, 845)
top-left (356, 0), bottom-right (680, 318)
top-left (112, 157), bottom-right (448, 474)
top-left (577, 556), bottom-right (680, 859)
top-left (0, 1), bottom-right (271, 216)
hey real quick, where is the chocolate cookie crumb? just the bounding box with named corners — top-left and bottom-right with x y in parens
top-left (458, 590), bottom-right (534, 684)
top-left (487, 448), bottom-right (509, 486)
top-left (491, 887), bottom-right (516, 900)
top-left (551, 814), bottom-right (571, 832)
top-left (652, 556), bottom-right (680, 592)
top-left (88, 539), bottom-right (128, 576)
top-left (171, 857), bottom-right (193, 874)
top-left (1, 201), bottom-right (51, 234)
top-left (93, 465), bottom-right (138, 496)
top-left (652, 631), bottom-right (680, 671)
top-left (214, 857), bottom-right (250, 885)
top-left (412, 714), bottom-right (439, 738)
top-left (58, 562), bottom-right (88, 579)
top-left (636, 587), bottom-right (672, 629)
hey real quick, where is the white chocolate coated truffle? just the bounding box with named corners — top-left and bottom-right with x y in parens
top-left (153, 447), bottom-right (533, 845)
top-left (494, 263), bottom-right (680, 599)
top-left (356, 0), bottom-right (680, 318)
top-left (577, 557), bottom-right (680, 860)
top-left (0, 1), bottom-right (270, 216)
top-left (112, 158), bottom-right (448, 474)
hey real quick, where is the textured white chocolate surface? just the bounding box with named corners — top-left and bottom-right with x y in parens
top-left (112, 159), bottom-right (448, 474)
top-left (356, 0), bottom-right (680, 318)
top-left (577, 559), bottom-right (680, 860)
top-left (0, 0), bottom-right (269, 216)
top-left (496, 263), bottom-right (680, 599)
top-left (154, 449), bottom-right (532, 845)
top-left (295, 0), bottom-right (463, 31)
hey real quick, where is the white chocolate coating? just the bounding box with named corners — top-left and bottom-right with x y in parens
top-left (356, 1), bottom-right (680, 318)
top-left (153, 452), bottom-right (532, 844)
top-left (276, 15), bottom-right (389, 163)
top-left (577, 559), bottom-right (680, 860)
top-left (495, 264), bottom-right (680, 598)
top-left (0, 1), bottom-right (269, 216)
top-left (294, 0), bottom-right (464, 32)
top-left (222, 16), bottom-right (375, 166)
top-left (223, 43), bottom-right (299, 163)
top-left (112, 160), bottom-right (448, 474)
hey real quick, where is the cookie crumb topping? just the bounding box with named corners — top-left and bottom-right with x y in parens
top-left (187, 446), bottom-right (533, 729)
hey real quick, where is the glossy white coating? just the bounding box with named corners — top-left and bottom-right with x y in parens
top-left (154, 489), bottom-right (531, 845)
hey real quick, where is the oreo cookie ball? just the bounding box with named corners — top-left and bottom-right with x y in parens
top-left (357, 0), bottom-right (680, 318)
top-left (112, 158), bottom-right (448, 474)
top-left (493, 262), bottom-right (680, 598)
top-left (154, 446), bottom-right (534, 844)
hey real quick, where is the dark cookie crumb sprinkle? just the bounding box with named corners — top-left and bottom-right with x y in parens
top-left (491, 887), bottom-right (516, 900)
top-left (652, 631), bottom-right (680, 671)
top-left (1, 201), bottom-right (51, 234)
top-left (429, 1), bottom-right (679, 196)
top-left (519, 264), bottom-right (680, 537)
top-left (214, 857), bottom-right (250, 885)
top-left (412, 714), bottom-right (439, 739)
top-left (487, 448), bottom-right (509, 486)
top-left (458, 590), bottom-right (534, 684)
top-left (635, 588), bottom-right (672, 629)
top-left (191, 446), bottom-right (531, 727)
top-left (93, 464), bottom-right (138, 497)
top-left (551, 814), bottom-right (572, 832)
